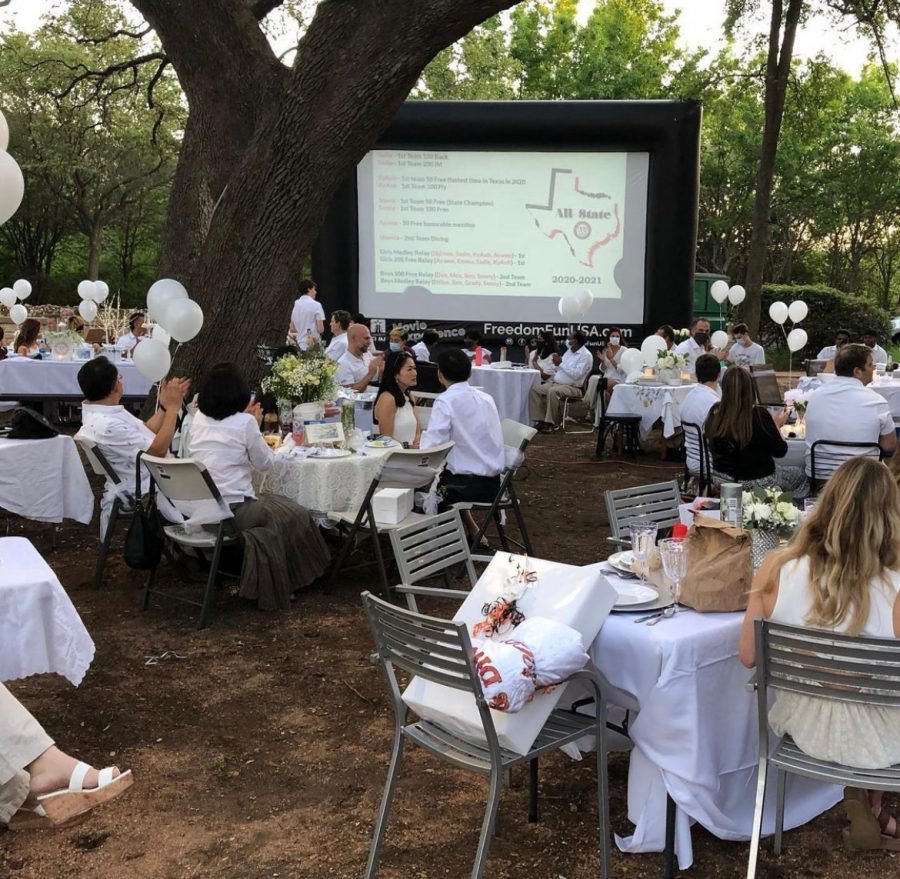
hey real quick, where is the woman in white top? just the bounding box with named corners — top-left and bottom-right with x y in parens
top-left (740, 456), bottom-right (900, 852)
top-left (373, 351), bottom-right (420, 445)
top-left (188, 363), bottom-right (330, 610)
top-left (528, 330), bottom-right (559, 379)
top-left (13, 319), bottom-right (42, 357)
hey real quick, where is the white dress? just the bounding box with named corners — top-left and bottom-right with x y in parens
top-left (389, 402), bottom-right (418, 445)
top-left (767, 556), bottom-right (900, 768)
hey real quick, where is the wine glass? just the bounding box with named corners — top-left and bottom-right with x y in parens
top-left (658, 538), bottom-right (688, 604)
top-left (627, 519), bottom-right (658, 588)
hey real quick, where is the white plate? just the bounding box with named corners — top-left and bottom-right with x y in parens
top-left (612, 583), bottom-right (658, 608)
top-left (308, 448), bottom-right (353, 458)
top-left (366, 439), bottom-right (396, 449)
top-left (607, 550), bottom-right (635, 574)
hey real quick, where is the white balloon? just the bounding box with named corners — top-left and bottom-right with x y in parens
top-left (78, 299), bottom-right (98, 322)
top-left (574, 287), bottom-right (593, 312)
top-left (0, 150), bottom-right (24, 226)
top-left (0, 287), bottom-right (16, 309)
top-left (787, 328), bottom-right (808, 353)
top-left (77, 280), bottom-right (96, 300)
top-left (12, 279), bottom-right (31, 300)
top-left (0, 110), bottom-right (8, 151)
top-left (557, 296), bottom-right (581, 322)
top-left (639, 334), bottom-right (667, 364)
top-left (91, 280), bottom-right (109, 303)
top-left (9, 303), bottom-right (27, 325)
top-left (150, 323), bottom-right (171, 346)
top-left (787, 300), bottom-right (808, 323)
top-left (711, 330), bottom-right (730, 349)
top-left (768, 301), bottom-right (789, 325)
top-left (146, 278), bottom-right (188, 322)
top-left (710, 280), bottom-right (729, 304)
top-left (160, 298), bottom-right (204, 342)
top-left (620, 348), bottom-right (644, 376)
top-left (132, 338), bottom-right (172, 382)
top-left (727, 285), bottom-right (746, 306)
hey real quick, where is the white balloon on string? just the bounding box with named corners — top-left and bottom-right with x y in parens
top-left (78, 299), bottom-right (98, 322)
top-left (132, 338), bottom-right (172, 382)
top-left (727, 285), bottom-right (746, 306)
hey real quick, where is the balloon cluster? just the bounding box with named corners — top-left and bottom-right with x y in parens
top-left (76, 278), bottom-right (110, 322)
top-left (131, 278), bottom-right (204, 382)
top-left (0, 109), bottom-right (24, 228)
top-left (768, 300), bottom-right (808, 352)
top-left (0, 279), bottom-right (32, 325)
top-left (709, 280), bottom-right (746, 307)
top-left (557, 288), bottom-right (593, 321)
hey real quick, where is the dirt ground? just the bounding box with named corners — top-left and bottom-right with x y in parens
top-left (1, 428), bottom-right (896, 878)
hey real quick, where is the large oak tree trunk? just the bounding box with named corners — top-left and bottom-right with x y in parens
top-left (742, 0), bottom-right (803, 337)
top-left (129, 0), bottom-right (518, 384)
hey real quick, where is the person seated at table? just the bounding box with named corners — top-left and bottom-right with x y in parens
top-left (675, 317), bottom-right (728, 375)
top-left (739, 457), bottom-right (900, 852)
top-left (324, 310), bottom-right (351, 362)
top-left (863, 329), bottom-right (889, 366)
top-left (589, 327), bottom-right (627, 410)
top-left (188, 363), bottom-right (330, 609)
top-left (528, 330), bottom-right (559, 379)
top-left (336, 324), bottom-right (383, 392)
top-left (411, 328), bottom-right (439, 362)
top-left (1, 682), bottom-right (133, 829)
top-left (373, 351), bottom-right (420, 446)
top-left (67, 315), bottom-right (101, 354)
top-left (0, 327), bottom-right (7, 361)
top-left (728, 322), bottom-right (766, 367)
top-left (13, 318), bottom-right (42, 357)
top-left (528, 329), bottom-right (593, 432)
top-left (679, 353), bottom-right (721, 473)
top-left (116, 312), bottom-right (147, 355)
top-left (656, 324), bottom-right (676, 351)
top-left (388, 325), bottom-right (415, 356)
top-left (418, 348), bottom-right (504, 544)
top-left (462, 328), bottom-right (492, 365)
top-left (76, 356), bottom-right (190, 536)
top-left (817, 328), bottom-right (851, 365)
top-left (705, 365), bottom-right (809, 497)
top-left (804, 343), bottom-right (896, 482)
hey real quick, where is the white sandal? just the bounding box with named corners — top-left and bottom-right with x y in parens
top-left (34, 762), bottom-right (133, 824)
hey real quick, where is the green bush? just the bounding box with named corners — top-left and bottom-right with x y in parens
top-left (748, 284), bottom-right (892, 358)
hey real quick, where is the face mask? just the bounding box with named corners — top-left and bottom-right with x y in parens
top-left (693, 331), bottom-right (710, 345)
top-left (389, 342), bottom-right (402, 352)
top-left (565, 339), bottom-right (573, 349)
top-left (609, 336), bottom-right (620, 345)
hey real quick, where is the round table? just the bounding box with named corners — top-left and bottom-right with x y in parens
top-left (0, 357), bottom-right (152, 401)
top-left (468, 365), bottom-right (541, 425)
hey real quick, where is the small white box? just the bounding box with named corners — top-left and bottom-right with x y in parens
top-left (371, 487), bottom-right (413, 524)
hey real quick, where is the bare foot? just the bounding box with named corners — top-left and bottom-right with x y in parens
top-left (25, 746), bottom-right (121, 802)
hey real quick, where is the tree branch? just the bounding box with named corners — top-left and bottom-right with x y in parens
top-left (75, 25), bottom-right (153, 44)
top-left (53, 52), bottom-right (168, 100)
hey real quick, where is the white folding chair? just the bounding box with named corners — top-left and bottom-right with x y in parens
top-left (328, 442), bottom-right (454, 596)
top-left (74, 435), bottom-right (134, 589)
top-left (604, 479), bottom-right (681, 548)
top-left (140, 454), bottom-right (239, 628)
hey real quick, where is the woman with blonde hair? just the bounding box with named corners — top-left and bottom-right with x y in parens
top-left (739, 456), bottom-right (900, 851)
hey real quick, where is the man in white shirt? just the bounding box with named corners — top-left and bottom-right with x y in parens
top-left (76, 356), bottom-right (190, 536)
top-left (816, 328), bottom-right (851, 362)
top-left (679, 353), bottom-right (721, 475)
top-left (418, 348), bottom-right (504, 539)
top-left (674, 317), bottom-right (728, 374)
top-left (288, 279), bottom-right (325, 350)
top-left (528, 329), bottom-right (593, 431)
top-left (863, 329), bottom-right (889, 366)
top-left (804, 343), bottom-right (896, 480)
top-left (411, 329), bottom-right (439, 362)
top-left (336, 324), bottom-right (383, 391)
top-left (324, 310), bottom-right (351, 361)
top-left (728, 322), bottom-right (766, 367)
top-left (117, 312), bottom-right (147, 355)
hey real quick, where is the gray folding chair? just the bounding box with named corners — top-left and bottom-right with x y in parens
top-left (328, 443), bottom-right (454, 596)
top-left (561, 372), bottom-right (593, 434)
top-left (809, 439), bottom-right (883, 494)
top-left (74, 435), bottom-right (134, 589)
top-left (746, 619), bottom-right (900, 878)
top-left (140, 454), bottom-right (240, 629)
top-left (681, 420), bottom-right (712, 497)
top-left (361, 591), bottom-right (611, 879)
top-left (604, 479), bottom-right (681, 548)
top-left (388, 508), bottom-right (477, 611)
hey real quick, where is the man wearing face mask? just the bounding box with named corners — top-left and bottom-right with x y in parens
top-left (728, 323), bottom-right (766, 367)
top-left (528, 329), bottom-right (593, 432)
top-left (675, 317), bottom-right (728, 374)
top-left (388, 326), bottom-right (414, 356)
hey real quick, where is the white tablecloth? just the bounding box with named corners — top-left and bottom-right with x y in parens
top-left (262, 445), bottom-right (393, 513)
top-left (469, 365), bottom-right (541, 425)
top-left (0, 357), bottom-right (152, 399)
top-left (0, 537), bottom-right (95, 685)
top-left (0, 435), bottom-right (94, 524)
top-left (591, 591), bottom-right (841, 869)
top-left (601, 383), bottom-right (695, 439)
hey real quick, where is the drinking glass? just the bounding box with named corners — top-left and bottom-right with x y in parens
top-left (803, 497), bottom-right (817, 521)
top-left (627, 519), bottom-right (658, 587)
top-left (291, 418), bottom-right (306, 447)
top-left (658, 538), bottom-right (688, 603)
top-left (278, 401), bottom-right (294, 436)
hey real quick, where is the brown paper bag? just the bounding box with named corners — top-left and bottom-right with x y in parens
top-left (680, 514), bottom-right (752, 612)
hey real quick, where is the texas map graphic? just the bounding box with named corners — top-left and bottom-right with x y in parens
top-left (525, 168), bottom-right (622, 268)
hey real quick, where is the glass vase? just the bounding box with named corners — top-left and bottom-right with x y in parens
top-left (750, 529), bottom-right (780, 570)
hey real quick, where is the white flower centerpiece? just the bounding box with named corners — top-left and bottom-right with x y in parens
top-left (656, 348), bottom-right (689, 383)
top-left (742, 487), bottom-right (799, 569)
top-left (261, 345), bottom-right (339, 424)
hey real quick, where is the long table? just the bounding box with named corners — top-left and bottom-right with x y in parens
top-left (0, 357), bottom-right (153, 401)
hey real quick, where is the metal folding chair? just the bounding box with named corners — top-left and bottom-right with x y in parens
top-left (74, 435), bottom-right (134, 589)
top-left (140, 454), bottom-right (240, 629)
top-left (561, 372), bottom-right (593, 434)
top-left (809, 439), bottom-right (882, 494)
top-left (328, 443), bottom-right (454, 596)
top-left (361, 591), bottom-right (611, 879)
top-left (604, 479), bottom-right (681, 548)
top-left (388, 508), bottom-right (477, 611)
top-left (681, 420), bottom-right (713, 497)
top-left (746, 619), bottom-right (900, 878)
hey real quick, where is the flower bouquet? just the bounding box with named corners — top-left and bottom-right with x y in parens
top-left (742, 487), bottom-right (799, 568)
top-left (656, 349), bottom-right (689, 370)
top-left (261, 347), bottom-right (339, 411)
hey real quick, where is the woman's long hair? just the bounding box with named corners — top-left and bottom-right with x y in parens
top-left (14, 318), bottom-right (41, 352)
top-left (536, 331), bottom-right (558, 360)
top-left (778, 457), bottom-right (900, 635)
top-left (376, 350), bottom-right (415, 410)
top-left (704, 365), bottom-right (754, 449)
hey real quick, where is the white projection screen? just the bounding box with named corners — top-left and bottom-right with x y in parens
top-left (356, 149), bottom-right (650, 325)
